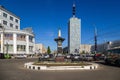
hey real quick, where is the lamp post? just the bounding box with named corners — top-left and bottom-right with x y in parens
top-left (0, 23), bottom-right (5, 54)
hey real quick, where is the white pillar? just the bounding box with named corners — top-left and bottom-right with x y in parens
top-left (26, 35), bottom-right (29, 54)
top-left (13, 33), bottom-right (17, 54)
top-left (33, 38), bottom-right (35, 54)
top-left (1, 33), bottom-right (3, 53)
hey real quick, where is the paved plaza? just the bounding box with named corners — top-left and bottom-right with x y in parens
top-left (0, 58), bottom-right (120, 80)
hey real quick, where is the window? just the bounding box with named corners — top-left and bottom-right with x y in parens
top-left (17, 34), bottom-right (26, 41)
top-left (16, 25), bottom-right (18, 29)
top-left (29, 36), bottom-right (33, 42)
top-left (10, 23), bottom-right (13, 27)
top-left (15, 19), bottom-right (18, 23)
top-left (10, 16), bottom-right (13, 21)
top-left (5, 45), bottom-right (13, 52)
top-left (3, 20), bottom-right (7, 25)
top-left (17, 45), bottom-right (26, 51)
top-left (4, 34), bottom-right (13, 40)
top-left (3, 13), bottom-right (7, 18)
top-left (29, 46), bottom-right (33, 52)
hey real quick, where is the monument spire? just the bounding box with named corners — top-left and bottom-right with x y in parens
top-left (58, 28), bottom-right (61, 37)
top-left (72, 3), bottom-right (76, 17)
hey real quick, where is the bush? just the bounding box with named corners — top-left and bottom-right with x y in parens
top-left (4, 54), bottom-right (11, 59)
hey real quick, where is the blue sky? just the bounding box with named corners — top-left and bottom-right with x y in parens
top-left (0, 0), bottom-right (120, 50)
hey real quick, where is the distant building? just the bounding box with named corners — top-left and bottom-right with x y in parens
top-left (0, 6), bottom-right (35, 55)
top-left (35, 44), bottom-right (47, 54)
top-left (91, 40), bottom-right (120, 53)
top-left (80, 44), bottom-right (92, 53)
top-left (63, 44), bottom-right (91, 54)
top-left (68, 4), bottom-right (81, 54)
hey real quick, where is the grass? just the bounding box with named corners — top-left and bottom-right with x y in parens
top-left (33, 62), bottom-right (91, 67)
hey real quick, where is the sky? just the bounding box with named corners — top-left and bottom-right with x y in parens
top-left (0, 0), bottom-right (120, 51)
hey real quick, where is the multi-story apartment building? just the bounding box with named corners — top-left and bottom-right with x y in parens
top-left (80, 44), bottom-right (92, 53)
top-left (0, 5), bottom-right (35, 55)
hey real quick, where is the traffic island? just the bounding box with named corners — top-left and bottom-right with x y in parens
top-left (24, 62), bottom-right (98, 70)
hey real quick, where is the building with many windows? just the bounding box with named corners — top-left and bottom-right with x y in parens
top-left (0, 5), bottom-right (35, 55)
top-left (68, 4), bottom-right (81, 54)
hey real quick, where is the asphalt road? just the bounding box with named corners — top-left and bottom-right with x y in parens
top-left (0, 58), bottom-right (120, 80)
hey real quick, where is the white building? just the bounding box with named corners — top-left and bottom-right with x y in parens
top-left (80, 44), bottom-right (92, 53)
top-left (35, 44), bottom-right (47, 54)
top-left (68, 4), bottom-right (81, 54)
top-left (0, 6), bottom-right (35, 55)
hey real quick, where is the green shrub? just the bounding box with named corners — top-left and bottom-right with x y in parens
top-left (4, 54), bottom-right (11, 59)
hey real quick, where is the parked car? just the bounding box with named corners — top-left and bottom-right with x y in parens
top-left (71, 54), bottom-right (81, 61)
top-left (0, 53), bottom-right (4, 59)
top-left (14, 54), bottom-right (27, 59)
top-left (39, 54), bottom-right (54, 61)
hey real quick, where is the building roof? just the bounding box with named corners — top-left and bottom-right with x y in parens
top-left (0, 5), bottom-right (20, 19)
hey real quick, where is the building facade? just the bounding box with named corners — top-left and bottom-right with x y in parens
top-left (0, 6), bottom-right (35, 55)
top-left (35, 44), bottom-right (47, 54)
top-left (68, 4), bottom-right (81, 54)
top-left (91, 40), bottom-right (120, 53)
top-left (80, 44), bottom-right (92, 53)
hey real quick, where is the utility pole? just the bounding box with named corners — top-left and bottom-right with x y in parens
top-left (94, 25), bottom-right (97, 54)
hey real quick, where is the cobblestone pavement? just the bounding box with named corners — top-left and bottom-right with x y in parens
top-left (0, 58), bottom-right (120, 80)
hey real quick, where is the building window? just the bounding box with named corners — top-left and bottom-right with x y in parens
top-left (15, 19), bottom-right (18, 23)
top-left (17, 34), bottom-right (26, 41)
top-left (10, 16), bottom-right (13, 21)
top-left (29, 46), bottom-right (33, 52)
top-left (16, 25), bottom-right (18, 29)
top-left (4, 33), bottom-right (13, 40)
top-left (17, 45), bottom-right (26, 51)
top-left (3, 13), bottom-right (7, 18)
top-left (29, 36), bottom-right (33, 42)
top-left (10, 23), bottom-right (13, 28)
top-left (3, 20), bottom-right (7, 25)
top-left (5, 44), bottom-right (13, 52)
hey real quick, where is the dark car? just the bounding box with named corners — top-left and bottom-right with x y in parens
top-left (71, 54), bottom-right (81, 62)
top-left (0, 53), bottom-right (4, 59)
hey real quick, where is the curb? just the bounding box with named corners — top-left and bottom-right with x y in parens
top-left (24, 62), bottom-right (98, 70)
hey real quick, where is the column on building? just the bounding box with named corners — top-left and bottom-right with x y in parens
top-left (1, 33), bottom-right (3, 53)
top-left (26, 35), bottom-right (29, 54)
top-left (13, 33), bottom-right (17, 54)
top-left (33, 37), bottom-right (35, 54)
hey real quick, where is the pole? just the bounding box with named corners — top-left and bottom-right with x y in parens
top-left (94, 25), bottom-right (97, 54)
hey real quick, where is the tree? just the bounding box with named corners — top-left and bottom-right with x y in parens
top-left (47, 46), bottom-right (51, 54)
top-left (81, 51), bottom-right (85, 54)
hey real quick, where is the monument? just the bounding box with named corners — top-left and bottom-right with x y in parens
top-left (54, 29), bottom-right (65, 54)
top-left (68, 3), bottom-right (81, 54)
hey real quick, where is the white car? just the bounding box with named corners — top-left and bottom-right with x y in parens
top-left (14, 54), bottom-right (27, 59)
